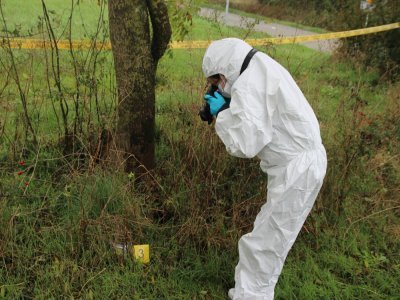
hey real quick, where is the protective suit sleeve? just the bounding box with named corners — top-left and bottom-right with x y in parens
top-left (215, 66), bottom-right (277, 158)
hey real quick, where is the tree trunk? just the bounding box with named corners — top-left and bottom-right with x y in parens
top-left (108, 0), bottom-right (171, 173)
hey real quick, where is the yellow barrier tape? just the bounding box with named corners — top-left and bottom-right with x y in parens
top-left (246, 22), bottom-right (400, 46)
top-left (2, 22), bottom-right (399, 50)
top-left (1, 38), bottom-right (111, 51)
top-left (170, 22), bottom-right (400, 48)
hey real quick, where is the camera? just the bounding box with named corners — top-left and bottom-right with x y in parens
top-left (200, 84), bottom-right (233, 124)
top-left (199, 102), bottom-right (213, 124)
top-left (199, 85), bottom-right (217, 124)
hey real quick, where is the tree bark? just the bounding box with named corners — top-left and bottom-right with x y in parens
top-left (108, 0), bottom-right (171, 173)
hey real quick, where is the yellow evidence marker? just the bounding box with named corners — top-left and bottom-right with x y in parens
top-left (131, 244), bottom-right (150, 264)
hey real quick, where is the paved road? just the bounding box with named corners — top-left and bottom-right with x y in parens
top-left (199, 7), bottom-right (339, 53)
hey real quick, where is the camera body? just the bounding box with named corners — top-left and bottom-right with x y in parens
top-left (199, 85), bottom-right (230, 125)
top-left (199, 85), bottom-right (218, 124)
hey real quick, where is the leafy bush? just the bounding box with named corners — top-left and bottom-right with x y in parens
top-left (337, 1), bottom-right (400, 80)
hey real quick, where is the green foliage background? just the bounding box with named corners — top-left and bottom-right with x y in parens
top-left (222, 0), bottom-right (400, 79)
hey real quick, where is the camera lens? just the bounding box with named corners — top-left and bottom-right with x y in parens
top-left (199, 103), bottom-right (213, 124)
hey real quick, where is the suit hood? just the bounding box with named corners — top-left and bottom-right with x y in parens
top-left (202, 38), bottom-right (252, 84)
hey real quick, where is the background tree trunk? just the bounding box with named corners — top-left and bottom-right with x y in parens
top-left (108, 0), bottom-right (171, 174)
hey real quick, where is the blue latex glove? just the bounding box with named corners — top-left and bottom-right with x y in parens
top-left (204, 92), bottom-right (226, 116)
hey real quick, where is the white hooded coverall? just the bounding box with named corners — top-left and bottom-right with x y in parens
top-left (202, 38), bottom-right (327, 299)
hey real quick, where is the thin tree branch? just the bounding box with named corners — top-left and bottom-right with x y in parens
top-left (146, 0), bottom-right (171, 65)
top-left (0, 0), bottom-right (37, 144)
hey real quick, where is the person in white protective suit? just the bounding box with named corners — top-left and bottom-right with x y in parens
top-left (201, 38), bottom-right (327, 299)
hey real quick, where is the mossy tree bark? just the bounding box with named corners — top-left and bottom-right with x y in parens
top-left (108, 0), bottom-right (171, 173)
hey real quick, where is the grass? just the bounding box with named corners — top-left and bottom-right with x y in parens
top-left (1, 0), bottom-right (108, 40)
top-left (1, 0), bottom-right (400, 299)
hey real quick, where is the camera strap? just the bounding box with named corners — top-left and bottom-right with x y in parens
top-left (240, 48), bottom-right (258, 75)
